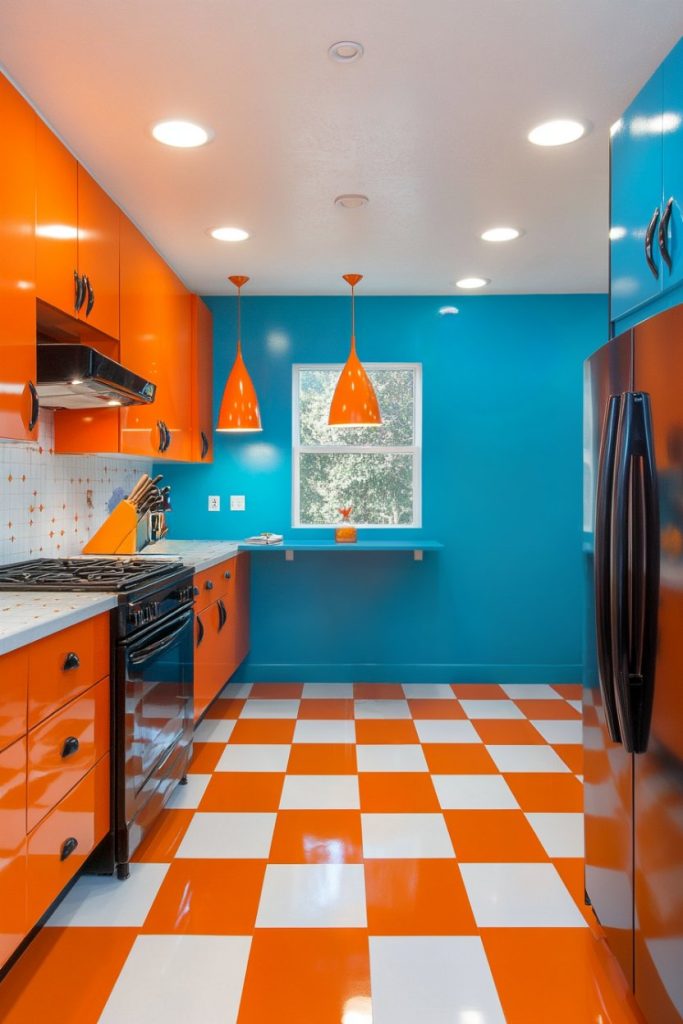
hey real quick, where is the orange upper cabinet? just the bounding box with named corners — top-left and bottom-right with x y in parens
top-left (0, 73), bottom-right (38, 442)
top-left (76, 166), bottom-right (119, 338)
top-left (191, 295), bottom-right (214, 462)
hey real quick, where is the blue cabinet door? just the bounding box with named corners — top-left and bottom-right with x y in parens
top-left (661, 38), bottom-right (683, 293)
top-left (611, 68), bottom-right (663, 322)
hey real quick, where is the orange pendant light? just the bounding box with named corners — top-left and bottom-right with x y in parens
top-left (328, 273), bottom-right (382, 426)
top-left (216, 275), bottom-right (262, 433)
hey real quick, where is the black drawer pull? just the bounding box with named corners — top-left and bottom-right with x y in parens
top-left (61, 736), bottom-right (80, 758)
top-left (27, 380), bottom-right (40, 432)
top-left (200, 431), bottom-right (209, 459)
top-left (205, 580), bottom-right (214, 590)
top-left (60, 837), bottom-right (78, 861)
top-left (63, 652), bottom-right (80, 671)
top-left (224, 570), bottom-right (231, 580)
top-left (196, 615), bottom-right (204, 647)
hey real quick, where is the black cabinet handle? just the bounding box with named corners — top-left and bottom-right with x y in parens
top-left (60, 837), bottom-right (79, 861)
top-left (74, 270), bottom-right (85, 312)
top-left (217, 599), bottom-right (227, 631)
top-left (200, 431), bottom-right (209, 459)
top-left (61, 736), bottom-right (80, 758)
top-left (224, 570), bottom-right (231, 580)
top-left (193, 586), bottom-right (200, 597)
top-left (63, 651), bottom-right (80, 671)
top-left (157, 421), bottom-right (165, 453)
top-left (658, 197), bottom-right (674, 272)
top-left (161, 422), bottom-right (171, 452)
top-left (645, 206), bottom-right (660, 279)
top-left (594, 394), bottom-right (622, 744)
top-left (205, 580), bottom-right (214, 591)
top-left (84, 274), bottom-right (95, 317)
top-left (196, 615), bottom-right (204, 647)
top-left (27, 380), bottom-right (40, 432)
top-left (610, 392), bottom-right (659, 754)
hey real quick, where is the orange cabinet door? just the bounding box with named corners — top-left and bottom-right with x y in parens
top-left (77, 165), bottom-right (119, 338)
top-left (0, 737), bottom-right (28, 968)
top-left (0, 646), bottom-right (29, 753)
top-left (160, 265), bottom-right (193, 462)
top-left (191, 295), bottom-right (214, 462)
top-left (35, 119), bottom-right (78, 317)
top-left (194, 603), bottom-right (231, 722)
top-left (0, 73), bottom-right (38, 443)
top-left (28, 613), bottom-right (110, 729)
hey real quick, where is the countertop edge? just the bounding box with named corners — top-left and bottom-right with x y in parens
top-left (0, 593), bottom-right (118, 656)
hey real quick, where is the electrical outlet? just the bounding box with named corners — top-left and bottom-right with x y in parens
top-left (208, 495), bottom-right (220, 512)
top-left (230, 495), bottom-right (246, 511)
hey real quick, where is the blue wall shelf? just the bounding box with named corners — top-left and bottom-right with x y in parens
top-left (238, 540), bottom-right (443, 561)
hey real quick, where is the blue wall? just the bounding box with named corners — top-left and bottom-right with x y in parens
top-left (160, 293), bottom-right (607, 683)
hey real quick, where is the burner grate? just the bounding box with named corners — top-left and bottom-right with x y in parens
top-left (0, 557), bottom-right (184, 592)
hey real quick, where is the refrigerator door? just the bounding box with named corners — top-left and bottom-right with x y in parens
top-left (633, 307), bottom-right (683, 1024)
top-left (583, 330), bottom-right (635, 987)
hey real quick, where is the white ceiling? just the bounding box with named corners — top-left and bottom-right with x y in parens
top-left (1, 1), bottom-right (682, 295)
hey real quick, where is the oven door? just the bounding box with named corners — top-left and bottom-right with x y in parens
top-left (118, 606), bottom-right (194, 841)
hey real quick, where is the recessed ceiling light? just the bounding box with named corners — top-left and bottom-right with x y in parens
top-left (456, 277), bottom-right (489, 290)
top-left (439, 306), bottom-right (459, 316)
top-left (209, 226), bottom-right (250, 242)
top-left (334, 194), bottom-right (369, 209)
top-left (481, 226), bottom-right (522, 242)
top-left (328, 40), bottom-right (364, 63)
top-left (528, 119), bottom-right (589, 146)
top-left (151, 120), bottom-right (212, 148)
top-left (107, 399), bottom-right (122, 407)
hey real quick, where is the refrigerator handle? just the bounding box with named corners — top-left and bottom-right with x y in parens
top-left (610, 392), bottom-right (660, 753)
top-left (594, 395), bottom-right (623, 743)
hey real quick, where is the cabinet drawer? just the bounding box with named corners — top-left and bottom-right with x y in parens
top-left (0, 737), bottom-right (28, 968)
top-left (28, 612), bottom-right (110, 728)
top-left (27, 753), bottom-right (109, 925)
top-left (0, 646), bottom-right (28, 752)
top-left (194, 558), bottom-right (234, 614)
top-left (27, 677), bottom-right (109, 831)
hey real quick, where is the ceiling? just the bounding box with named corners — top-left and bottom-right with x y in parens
top-left (1, 1), bottom-right (682, 295)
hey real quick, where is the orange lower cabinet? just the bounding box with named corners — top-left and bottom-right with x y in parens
top-left (28, 612), bottom-right (110, 728)
top-left (0, 647), bottom-right (29, 752)
top-left (27, 754), bottom-right (110, 925)
top-left (0, 738), bottom-right (28, 967)
top-left (27, 678), bottom-right (109, 831)
top-left (232, 553), bottom-right (251, 669)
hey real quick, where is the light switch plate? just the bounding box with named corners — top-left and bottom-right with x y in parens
top-left (208, 495), bottom-right (220, 512)
top-left (230, 495), bottom-right (246, 511)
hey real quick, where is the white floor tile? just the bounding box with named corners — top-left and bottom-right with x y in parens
top-left (355, 699), bottom-right (411, 719)
top-left (46, 863), bottom-right (169, 927)
top-left (569, 699), bottom-right (583, 713)
top-left (370, 935), bottom-right (505, 1024)
top-left (486, 744), bottom-right (570, 773)
top-left (460, 862), bottom-right (587, 927)
top-left (500, 684), bottom-right (562, 700)
top-left (194, 718), bottom-right (236, 743)
top-left (216, 744), bottom-right (291, 772)
top-left (433, 774), bottom-right (519, 810)
top-left (357, 744), bottom-right (428, 772)
top-left (414, 719), bottom-right (481, 744)
top-left (460, 699), bottom-right (524, 720)
top-left (240, 699), bottom-right (300, 719)
top-left (256, 863), bottom-right (366, 927)
top-left (526, 812), bottom-right (585, 857)
top-left (302, 683), bottom-right (354, 698)
top-left (166, 773), bottom-right (211, 809)
top-left (362, 813), bottom-right (454, 859)
top-left (531, 719), bottom-right (583, 744)
top-left (176, 812), bottom-right (276, 858)
top-left (280, 774), bottom-right (360, 809)
top-left (220, 682), bottom-right (252, 699)
top-left (401, 684), bottom-right (456, 699)
top-left (293, 719), bottom-right (356, 744)
top-left (99, 934), bottom-right (251, 1024)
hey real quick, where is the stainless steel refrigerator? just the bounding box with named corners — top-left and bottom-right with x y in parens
top-left (584, 303), bottom-right (683, 1024)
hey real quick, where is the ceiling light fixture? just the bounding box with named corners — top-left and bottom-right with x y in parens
top-left (209, 226), bottom-right (250, 242)
top-left (456, 277), bottom-right (489, 290)
top-left (334, 194), bottom-right (369, 209)
top-left (528, 119), bottom-right (588, 146)
top-left (151, 120), bottom-right (212, 148)
top-left (216, 276), bottom-right (262, 433)
top-left (328, 40), bottom-right (364, 63)
top-left (329, 274), bottom-right (381, 427)
top-left (481, 226), bottom-right (522, 242)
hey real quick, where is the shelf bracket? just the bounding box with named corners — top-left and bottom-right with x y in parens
top-left (413, 549), bottom-right (423, 562)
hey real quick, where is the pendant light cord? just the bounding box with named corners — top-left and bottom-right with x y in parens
top-left (237, 285), bottom-right (242, 343)
top-left (351, 282), bottom-right (355, 338)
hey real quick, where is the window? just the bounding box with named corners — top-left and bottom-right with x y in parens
top-left (292, 363), bottom-right (422, 528)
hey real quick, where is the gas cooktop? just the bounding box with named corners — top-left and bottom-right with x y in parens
top-left (0, 557), bottom-right (185, 592)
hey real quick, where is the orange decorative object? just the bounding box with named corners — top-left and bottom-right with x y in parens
top-left (81, 498), bottom-right (138, 556)
top-left (329, 274), bottom-right (381, 427)
top-left (216, 276), bottom-right (262, 432)
top-left (335, 506), bottom-right (357, 543)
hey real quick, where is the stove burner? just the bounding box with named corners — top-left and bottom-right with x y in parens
top-left (0, 557), bottom-right (184, 592)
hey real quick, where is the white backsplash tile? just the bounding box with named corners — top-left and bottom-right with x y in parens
top-left (0, 411), bottom-right (152, 564)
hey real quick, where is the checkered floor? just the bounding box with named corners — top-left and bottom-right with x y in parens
top-left (0, 683), bottom-right (646, 1023)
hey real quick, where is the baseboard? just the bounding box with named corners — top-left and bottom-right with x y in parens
top-left (233, 662), bottom-right (582, 684)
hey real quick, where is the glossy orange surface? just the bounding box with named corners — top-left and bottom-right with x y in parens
top-left (191, 295), bottom-right (214, 462)
top-left (0, 647), bottom-right (28, 752)
top-left (27, 677), bottom-right (109, 831)
top-left (35, 118), bottom-right (78, 316)
top-left (27, 612), bottom-right (110, 728)
top-left (0, 73), bottom-right (37, 443)
top-left (365, 858), bottom-right (477, 934)
top-left (0, 738), bottom-right (27, 967)
top-left (142, 860), bottom-right (266, 935)
top-left (76, 165), bottom-right (120, 338)
top-left (270, 810), bottom-right (363, 863)
top-left (199, 772), bottom-right (285, 812)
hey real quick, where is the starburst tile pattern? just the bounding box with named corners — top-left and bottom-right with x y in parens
top-left (0, 682), bottom-right (646, 1024)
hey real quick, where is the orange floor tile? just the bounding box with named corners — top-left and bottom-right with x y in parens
top-left (131, 808), bottom-right (194, 862)
top-left (515, 698), bottom-right (582, 719)
top-left (364, 858), bottom-right (478, 934)
top-left (228, 718), bottom-right (296, 743)
top-left (204, 696), bottom-right (245, 719)
top-left (286, 742), bottom-right (358, 774)
top-left (504, 771), bottom-right (584, 811)
top-left (555, 742), bottom-right (584, 773)
top-left (444, 809), bottom-right (549, 861)
top-left (452, 683), bottom-right (507, 699)
top-left (297, 698), bottom-right (355, 719)
top-left (354, 719), bottom-right (419, 743)
top-left (353, 682), bottom-right (404, 698)
top-left (473, 719), bottom-right (547, 744)
top-left (248, 683), bottom-right (304, 699)
top-left (422, 742), bottom-right (500, 773)
top-left (198, 771), bottom-right (285, 811)
top-left (406, 698), bottom-right (467, 719)
top-left (188, 740), bottom-right (224, 773)
top-left (142, 860), bottom-right (267, 935)
top-left (358, 772), bottom-right (440, 812)
top-left (269, 810), bottom-right (363, 863)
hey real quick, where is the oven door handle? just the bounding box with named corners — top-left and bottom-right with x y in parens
top-left (128, 609), bottom-right (194, 667)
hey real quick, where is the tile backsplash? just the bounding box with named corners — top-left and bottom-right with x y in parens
top-left (0, 412), bottom-right (152, 564)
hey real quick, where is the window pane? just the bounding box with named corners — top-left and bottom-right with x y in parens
top-left (299, 368), bottom-right (414, 446)
top-left (299, 452), bottom-right (414, 525)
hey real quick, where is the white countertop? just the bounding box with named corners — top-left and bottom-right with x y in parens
top-left (0, 591), bottom-right (118, 657)
top-left (141, 539), bottom-right (239, 573)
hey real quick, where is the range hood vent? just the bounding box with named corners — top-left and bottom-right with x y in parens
top-left (37, 344), bottom-right (156, 409)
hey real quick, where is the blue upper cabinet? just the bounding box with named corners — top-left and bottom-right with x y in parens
top-left (610, 67), bottom-right (663, 322)
top-left (661, 38), bottom-right (683, 292)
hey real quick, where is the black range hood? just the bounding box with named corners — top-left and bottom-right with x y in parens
top-left (37, 344), bottom-right (156, 409)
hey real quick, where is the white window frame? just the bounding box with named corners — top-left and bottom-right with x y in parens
top-left (292, 362), bottom-right (423, 529)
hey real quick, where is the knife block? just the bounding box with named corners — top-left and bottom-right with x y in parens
top-left (82, 499), bottom-right (139, 555)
